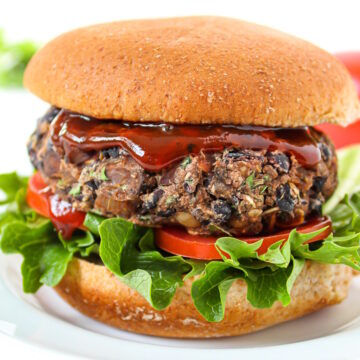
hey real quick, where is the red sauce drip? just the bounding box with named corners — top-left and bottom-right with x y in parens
top-left (49, 194), bottom-right (85, 239)
top-left (51, 110), bottom-right (322, 171)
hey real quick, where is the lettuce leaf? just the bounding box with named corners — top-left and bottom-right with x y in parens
top-left (216, 236), bottom-right (291, 267)
top-left (191, 250), bottom-right (304, 321)
top-left (245, 257), bottom-right (305, 308)
top-left (191, 262), bottom-right (240, 322)
top-left (0, 30), bottom-right (39, 88)
top-left (59, 230), bottom-right (99, 257)
top-left (1, 218), bottom-right (72, 292)
top-left (98, 217), bottom-right (191, 310)
top-left (0, 172), bottom-right (28, 205)
top-left (324, 145), bottom-right (360, 213)
top-left (83, 212), bottom-right (104, 236)
top-left (290, 229), bottom-right (360, 271)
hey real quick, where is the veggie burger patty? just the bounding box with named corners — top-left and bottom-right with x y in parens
top-left (28, 107), bottom-right (337, 236)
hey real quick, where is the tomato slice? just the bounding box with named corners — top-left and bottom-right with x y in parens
top-left (337, 52), bottom-right (360, 95)
top-left (27, 173), bottom-right (85, 239)
top-left (155, 217), bottom-right (332, 260)
top-left (317, 52), bottom-right (360, 149)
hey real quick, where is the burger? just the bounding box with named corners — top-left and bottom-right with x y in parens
top-left (1, 17), bottom-right (360, 338)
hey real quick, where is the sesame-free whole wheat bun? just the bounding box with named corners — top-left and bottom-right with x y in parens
top-left (56, 259), bottom-right (352, 338)
top-left (24, 17), bottom-right (360, 126)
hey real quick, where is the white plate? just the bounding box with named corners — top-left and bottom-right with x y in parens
top-left (1, 253), bottom-right (360, 360)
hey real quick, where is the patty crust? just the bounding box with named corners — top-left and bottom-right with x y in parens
top-left (28, 108), bottom-right (337, 236)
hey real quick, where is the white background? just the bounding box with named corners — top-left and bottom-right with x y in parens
top-left (1, 0), bottom-right (360, 358)
top-left (2, 0), bottom-right (360, 51)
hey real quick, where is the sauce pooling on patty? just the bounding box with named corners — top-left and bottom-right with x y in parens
top-left (51, 109), bottom-right (322, 171)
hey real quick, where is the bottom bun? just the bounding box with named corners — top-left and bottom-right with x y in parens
top-left (55, 259), bottom-right (352, 338)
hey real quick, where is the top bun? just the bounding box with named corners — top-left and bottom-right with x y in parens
top-left (24, 17), bottom-right (360, 127)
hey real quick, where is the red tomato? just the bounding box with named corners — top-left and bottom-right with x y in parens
top-left (155, 217), bottom-right (332, 260)
top-left (317, 52), bottom-right (360, 149)
top-left (26, 172), bottom-right (51, 218)
top-left (27, 173), bottom-right (85, 239)
top-left (317, 121), bottom-right (360, 149)
top-left (337, 52), bottom-right (360, 94)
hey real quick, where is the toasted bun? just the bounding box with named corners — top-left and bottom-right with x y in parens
top-left (55, 258), bottom-right (352, 338)
top-left (24, 17), bottom-right (360, 127)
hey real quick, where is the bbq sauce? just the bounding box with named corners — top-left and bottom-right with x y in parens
top-left (49, 194), bottom-right (85, 239)
top-left (51, 109), bottom-right (322, 171)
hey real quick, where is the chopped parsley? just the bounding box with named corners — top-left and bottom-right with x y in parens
top-left (69, 184), bottom-right (81, 196)
top-left (245, 172), bottom-right (255, 188)
top-left (100, 168), bottom-right (109, 181)
top-left (165, 195), bottom-right (177, 206)
top-left (180, 156), bottom-right (192, 169)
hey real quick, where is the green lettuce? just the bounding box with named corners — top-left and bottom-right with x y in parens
top-left (1, 218), bottom-right (72, 292)
top-left (190, 257), bottom-right (304, 321)
top-left (0, 172), bottom-right (28, 204)
top-left (0, 29), bottom-right (39, 88)
top-left (190, 221), bottom-right (360, 321)
top-left (1, 145), bottom-right (360, 322)
top-left (323, 145), bottom-right (360, 213)
top-left (98, 217), bottom-right (191, 309)
top-left (0, 175), bottom-right (97, 292)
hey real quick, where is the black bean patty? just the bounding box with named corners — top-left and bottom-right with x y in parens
top-left (28, 108), bottom-right (337, 236)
